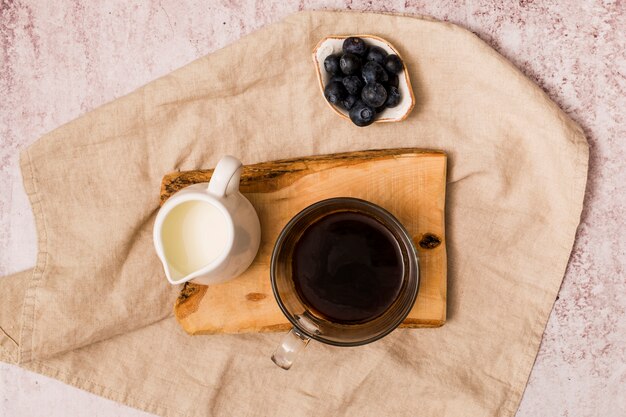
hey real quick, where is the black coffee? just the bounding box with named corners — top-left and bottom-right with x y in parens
top-left (292, 211), bottom-right (404, 324)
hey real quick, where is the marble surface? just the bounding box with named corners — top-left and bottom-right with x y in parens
top-left (1, 1), bottom-right (624, 416)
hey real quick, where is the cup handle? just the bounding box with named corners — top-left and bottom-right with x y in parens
top-left (207, 155), bottom-right (242, 197)
top-left (271, 328), bottom-right (310, 370)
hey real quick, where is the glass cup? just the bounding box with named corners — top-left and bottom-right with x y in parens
top-left (270, 197), bottom-right (419, 369)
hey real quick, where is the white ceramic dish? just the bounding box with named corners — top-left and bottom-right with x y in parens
top-left (313, 35), bottom-right (415, 123)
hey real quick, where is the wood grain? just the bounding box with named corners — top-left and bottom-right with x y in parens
top-left (162, 149), bottom-right (447, 335)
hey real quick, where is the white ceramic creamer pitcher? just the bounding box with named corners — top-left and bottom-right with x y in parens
top-left (153, 156), bottom-right (261, 285)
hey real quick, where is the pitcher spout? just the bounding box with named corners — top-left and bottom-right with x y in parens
top-left (159, 257), bottom-right (199, 285)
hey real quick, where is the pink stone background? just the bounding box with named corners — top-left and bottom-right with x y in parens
top-left (1, 1), bottom-right (624, 416)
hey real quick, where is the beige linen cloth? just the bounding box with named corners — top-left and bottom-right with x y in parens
top-left (0, 10), bottom-right (587, 417)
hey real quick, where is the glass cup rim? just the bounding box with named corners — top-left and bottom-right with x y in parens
top-left (270, 197), bottom-right (420, 347)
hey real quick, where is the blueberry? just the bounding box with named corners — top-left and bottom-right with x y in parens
top-left (365, 46), bottom-right (388, 65)
top-left (387, 73), bottom-right (399, 88)
top-left (361, 61), bottom-right (388, 84)
top-left (361, 82), bottom-right (387, 108)
top-left (324, 54), bottom-right (342, 75)
top-left (375, 105), bottom-right (386, 113)
top-left (340, 53), bottom-right (361, 75)
top-left (324, 81), bottom-right (347, 105)
top-left (384, 54), bottom-right (403, 74)
top-left (343, 37), bottom-right (367, 56)
top-left (342, 75), bottom-right (364, 95)
top-left (330, 74), bottom-right (344, 84)
top-left (341, 94), bottom-right (358, 110)
top-left (385, 86), bottom-right (401, 108)
top-left (349, 100), bottom-right (376, 127)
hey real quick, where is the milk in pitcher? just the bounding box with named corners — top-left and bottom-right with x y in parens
top-left (161, 201), bottom-right (229, 279)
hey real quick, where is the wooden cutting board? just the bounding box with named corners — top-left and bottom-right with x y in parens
top-left (161, 149), bottom-right (447, 335)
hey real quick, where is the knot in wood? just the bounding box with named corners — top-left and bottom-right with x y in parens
top-left (419, 233), bottom-right (441, 249)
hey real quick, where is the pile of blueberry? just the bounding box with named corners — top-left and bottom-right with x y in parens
top-left (323, 36), bottom-right (404, 127)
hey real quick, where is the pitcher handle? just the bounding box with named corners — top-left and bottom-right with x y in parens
top-left (271, 328), bottom-right (310, 370)
top-left (207, 155), bottom-right (242, 197)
